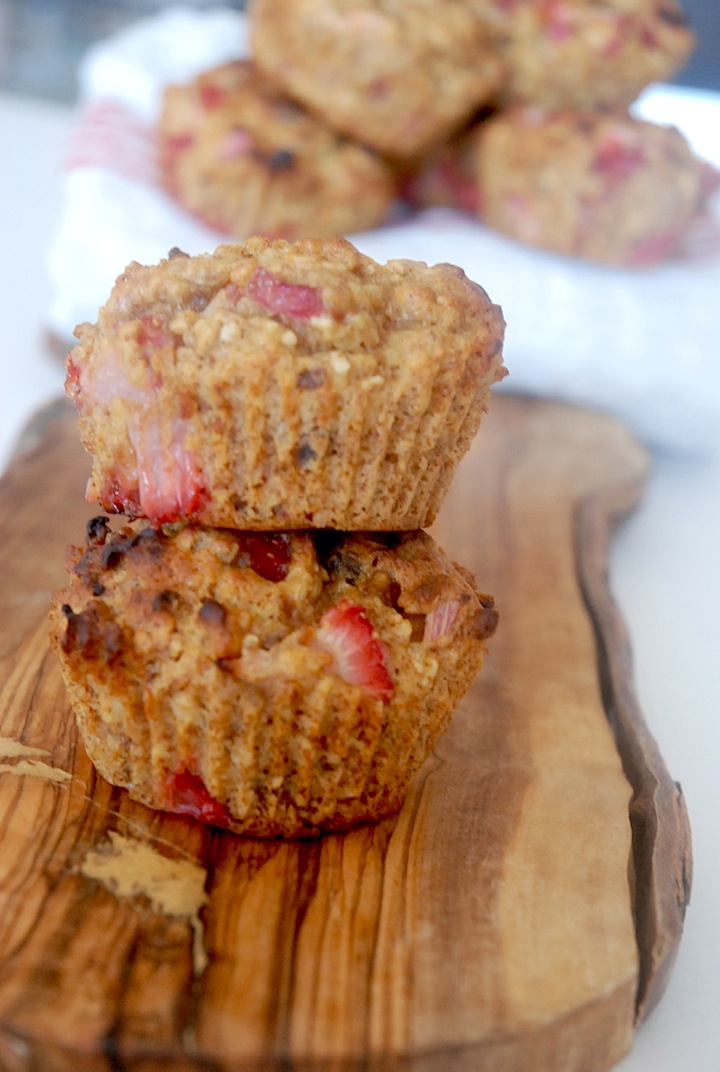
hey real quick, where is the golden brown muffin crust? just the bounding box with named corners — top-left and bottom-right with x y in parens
top-left (67, 237), bottom-right (506, 530)
top-left (50, 519), bottom-right (497, 837)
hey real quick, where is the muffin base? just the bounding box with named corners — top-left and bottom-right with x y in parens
top-left (49, 522), bottom-right (497, 837)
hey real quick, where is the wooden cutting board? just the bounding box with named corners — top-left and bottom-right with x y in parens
top-left (0, 393), bottom-right (691, 1072)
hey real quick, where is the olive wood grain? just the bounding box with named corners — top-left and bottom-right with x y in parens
top-left (0, 394), bottom-right (691, 1072)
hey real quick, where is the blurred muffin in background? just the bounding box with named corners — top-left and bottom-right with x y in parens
top-left (158, 59), bottom-right (397, 239)
top-left (494, 0), bottom-right (695, 110)
top-left (472, 106), bottom-right (709, 265)
top-left (248, 0), bottom-right (507, 158)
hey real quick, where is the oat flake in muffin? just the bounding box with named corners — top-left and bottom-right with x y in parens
top-left (49, 520), bottom-right (497, 837)
top-left (66, 236), bottom-right (506, 530)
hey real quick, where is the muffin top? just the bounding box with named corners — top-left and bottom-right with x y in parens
top-left (69, 236), bottom-right (505, 378)
top-left (66, 237), bottom-right (506, 526)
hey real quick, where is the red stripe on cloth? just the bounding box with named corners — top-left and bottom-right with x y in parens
top-left (63, 99), bottom-right (159, 187)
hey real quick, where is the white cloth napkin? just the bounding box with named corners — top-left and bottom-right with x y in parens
top-left (47, 6), bottom-right (720, 455)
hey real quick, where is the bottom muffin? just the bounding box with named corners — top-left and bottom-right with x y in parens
top-left (49, 519), bottom-right (497, 837)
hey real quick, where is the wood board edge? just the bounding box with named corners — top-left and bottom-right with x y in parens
top-left (573, 460), bottom-right (693, 1023)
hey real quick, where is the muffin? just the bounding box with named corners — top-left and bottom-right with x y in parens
top-left (248, 0), bottom-right (507, 158)
top-left (401, 123), bottom-right (483, 216)
top-left (158, 59), bottom-right (397, 240)
top-left (66, 236), bottom-right (506, 530)
top-left (496, 0), bottom-right (694, 111)
top-left (49, 520), bottom-right (498, 837)
top-left (472, 106), bottom-right (707, 265)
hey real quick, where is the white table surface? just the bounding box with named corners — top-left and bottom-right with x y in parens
top-left (0, 88), bottom-right (718, 1071)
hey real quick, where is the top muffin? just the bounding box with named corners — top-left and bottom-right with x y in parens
top-left (249, 0), bottom-right (507, 158)
top-left (67, 236), bottom-right (506, 530)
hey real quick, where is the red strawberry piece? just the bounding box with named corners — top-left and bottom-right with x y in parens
top-left (65, 354), bottom-right (82, 403)
top-left (600, 31), bottom-right (624, 59)
top-left (98, 475), bottom-right (142, 517)
top-left (423, 598), bottom-right (461, 645)
top-left (541, 1), bottom-right (574, 41)
top-left (137, 315), bottom-right (174, 354)
top-left (219, 126), bottom-right (255, 161)
top-left (199, 83), bottom-right (227, 110)
top-left (368, 77), bottom-right (390, 100)
top-left (640, 26), bottom-right (659, 49)
top-left (164, 768), bottom-right (233, 829)
top-left (246, 267), bottom-right (325, 319)
top-left (165, 132), bottom-right (195, 156)
top-left (594, 134), bottom-right (646, 184)
top-left (314, 600), bottom-right (394, 700)
top-left (135, 317), bottom-right (172, 392)
top-left (128, 410), bottom-right (204, 523)
top-left (232, 532), bottom-right (291, 582)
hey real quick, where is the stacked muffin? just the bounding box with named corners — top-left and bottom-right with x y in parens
top-left (406, 0), bottom-right (710, 267)
top-left (155, 0), bottom-right (713, 267)
top-left (50, 236), bottom-right (507, 837)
